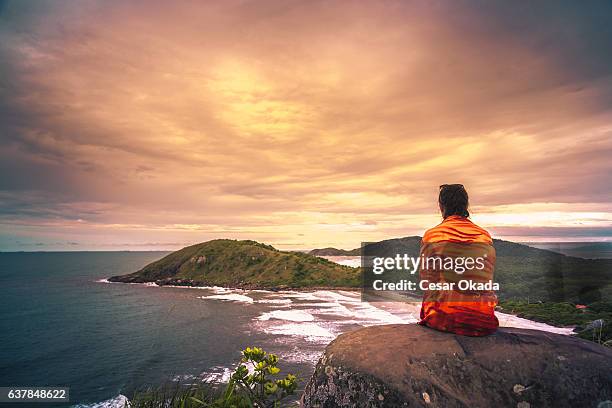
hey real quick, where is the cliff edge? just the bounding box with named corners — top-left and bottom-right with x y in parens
top-left (302, 324), bottom-right (612, 408)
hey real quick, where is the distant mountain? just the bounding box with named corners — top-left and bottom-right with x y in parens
top-left (309, 247), bottom-right (361, 256)
top-left (308, 236), bottom-right (421, 256)
top-left (108, 239), bottom-right (360, 289)
top-left (524, 242), bottom-right (612, 259)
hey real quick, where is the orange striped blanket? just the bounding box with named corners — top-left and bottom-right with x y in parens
top-left (418, 215), bottom-right (499, 336)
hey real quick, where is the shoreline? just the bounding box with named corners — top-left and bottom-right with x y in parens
top-left (101, 278), bottom-right (576, 334)
top-left (105, 276), bottom-right (361, 292)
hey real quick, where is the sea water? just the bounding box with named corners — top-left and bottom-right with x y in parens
top-left (0, 252), bottom-right (576, 407)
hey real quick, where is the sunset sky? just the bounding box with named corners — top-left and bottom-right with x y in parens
top-left (1, 1), bottom-right (612, 251)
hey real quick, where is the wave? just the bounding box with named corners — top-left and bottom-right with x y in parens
top-left (252, 290), bottom-right (415, 344)
top-left (163, 284), bottom-right (225, 290)
top-left (276, 292), bottom-right (320, 301)
top-left (172, 373), bottom-right (197, 382)
top-left (97, 279), bottom-right (157, 287)
top-left (101, 279), bottom-right (574, 335)
top-left (311, 290), bottom-right (361, 302)
top-left (280, 348), bottom-right (325, 364)
top-left (199, 293), bottom-right (254, 303)
top-left (257, 310), bottom-right (315, 322)
top-left (290, 290), bottom-right (411, 325)
top-left (206, 286), bottom-right (233, 294)
top-left (256, 298), bottom-right (293, 304)
top-left (294, 302), bottom-right (341, 308)
top-left (73, 394), bottom-right (128, 408)
top-left (200, 366), bottom-right (233, 383)
top-left (497, 312), bottom-right (575, 335)
top-left (262, 322), bottom-right (336, 343)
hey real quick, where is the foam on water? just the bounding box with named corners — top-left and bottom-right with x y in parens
top-left (253, 289), bottom-right (418, 345)
top-left (264, 322), bottom-right (336, 343)
top-left (257, 298), bottom-right (293, 304)
top-left (311, 290), bottom-right (361, 303)
top-left (200, 366), bottom-right (233, 383)
top-left (101, 280), bottom-right (574, 336)
top-left (297, 290), bottom-right (411, 325)
top-left (302, 302), bottom-right (354, 318)
top-left (350, 303), bottom-right (411, 324)
top-left (280, 348), bottom-right (324, 364)
top-left (251, 287), bottom-right (577, 344)
top-left (163, 285), bottom-right (227, 291)
top-left (338, 290), bottom-right (361, 298)
top-left (101, 280), bottom-right (158, 287)
top-left (73, 394), bottom-right (128, 408)
top-left (497, 312), bottom-right (575, 334)
top-left (199, 294), bottom-right (254, 303)
top-left (172, 373), bottom-right (197, 382)
top-left (294, 302), bottom-right (342, 308)
top-left (207, 286), bottom-right (233, 294)
top-left (257, 310), bottom-right (315, 322)
top-left (277, 292), bottom-right (320, 301)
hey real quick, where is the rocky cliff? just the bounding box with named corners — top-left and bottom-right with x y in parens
top-left (302, 324), bottom-right (612, 408)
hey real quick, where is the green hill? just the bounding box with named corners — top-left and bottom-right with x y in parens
top-left (108, 239), bottom-right (360, 289)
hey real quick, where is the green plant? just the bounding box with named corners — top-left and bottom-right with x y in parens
top-left (125, 347), bottom-right (298, 408)
top-left (498, 300), bottom-right (611, 344)
top-left (225, 347), bottom-right (298, 408)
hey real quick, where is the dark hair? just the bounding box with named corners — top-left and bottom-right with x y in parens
top-left (439, 184), bottom-right (469, 218)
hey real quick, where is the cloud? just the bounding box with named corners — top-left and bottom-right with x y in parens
top-left (1, 0), bottom-right (611, 249)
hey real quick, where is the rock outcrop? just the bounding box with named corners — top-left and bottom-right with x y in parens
top-left (302, 324), bottom-right (612, 408)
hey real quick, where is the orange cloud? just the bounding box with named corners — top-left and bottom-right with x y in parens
top-left (1, 1), bottom-right (611, 250)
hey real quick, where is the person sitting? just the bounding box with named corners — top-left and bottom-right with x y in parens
top-left (418, 184), bottom-right (499, 336)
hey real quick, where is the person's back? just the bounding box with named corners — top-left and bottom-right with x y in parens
top-left (419, 184), bottom-right (499, 336)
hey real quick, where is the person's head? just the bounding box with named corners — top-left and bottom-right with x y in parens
top-left (438, 184), bottom-right (469, 218)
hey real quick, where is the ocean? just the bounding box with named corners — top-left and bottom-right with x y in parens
top-left (0, 252), bottom-right (576, 407)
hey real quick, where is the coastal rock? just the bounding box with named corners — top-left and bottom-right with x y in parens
top-left (302, 324), bottom-right (612, 408)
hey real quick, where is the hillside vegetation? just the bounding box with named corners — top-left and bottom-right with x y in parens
top-left (108, 239), bottom-right (360, 289)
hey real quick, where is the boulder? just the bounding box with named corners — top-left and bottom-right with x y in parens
top-left (302, 324), bottom-right (612, 408)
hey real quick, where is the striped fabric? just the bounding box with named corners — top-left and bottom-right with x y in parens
top-left (418, 215), bottom-right (499, 336)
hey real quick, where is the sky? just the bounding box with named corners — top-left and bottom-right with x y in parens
top-left (1, 0), bottom-right (612, 251)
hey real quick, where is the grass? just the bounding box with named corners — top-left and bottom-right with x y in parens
top-left (498, 299), bottom-right (612, 345)
top-left (125, 346), bottom-right (299, 408)
top-left (126, 383), bottom-right (220, 408)
top-left (109, 239), bottom-right (360, 289)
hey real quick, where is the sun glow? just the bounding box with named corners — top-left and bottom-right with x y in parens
top-left (1, 1), bottom-right (611, 250)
